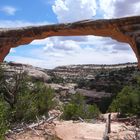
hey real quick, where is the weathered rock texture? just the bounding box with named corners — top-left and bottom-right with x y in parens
top-left (2, 62), bottom-right (50, 82)
top-left (0, 16), bottom-right (140, 67)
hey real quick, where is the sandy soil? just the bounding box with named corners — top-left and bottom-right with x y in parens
top-left (6, 112), bottom-right (138, 140)
top-left (54, 121), bottom-right (106, 140)
top-left (6, 120), bottom-right (135, 140)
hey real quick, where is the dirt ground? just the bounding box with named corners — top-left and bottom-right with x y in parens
top-left (6, 120), bottom-right (137, 140)
top-left (5, 112), bottom-right (139, 140)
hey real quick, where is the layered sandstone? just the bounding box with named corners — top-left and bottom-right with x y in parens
top-left (0, 16), bottom-right (140, 67)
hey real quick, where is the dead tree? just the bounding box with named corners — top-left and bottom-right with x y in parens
top-left (0, 65), bottom-right (28, 108)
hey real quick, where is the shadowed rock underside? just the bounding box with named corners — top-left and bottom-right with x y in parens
top-left (0, 16), bottom-right (140, 68)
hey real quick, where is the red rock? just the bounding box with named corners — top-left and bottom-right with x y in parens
top-left (0, 16), bottom-right (140, 68)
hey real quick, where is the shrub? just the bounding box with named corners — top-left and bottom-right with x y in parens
top-left (0, 64), bottom-right (57, 138)
top-left (61, 93), bottom-right (100, 120)
top-left (86, 104), bottom-right (100, 119)
top-left (109, 85), bottom-right (140, 117)
top-left (0, 81), bottom-right (56, 137)
top-left (0, 98), bottom-right (9, 140)
top-left (10, 82), bottom-right (55, 122)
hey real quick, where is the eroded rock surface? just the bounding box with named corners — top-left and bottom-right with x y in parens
top-left (2, 62), bottom-right (50, 82)
top-left (0, 16), bottom-right (140, 67)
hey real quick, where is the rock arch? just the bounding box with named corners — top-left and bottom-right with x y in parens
top-left (0, 16), bottom-right (140, 68)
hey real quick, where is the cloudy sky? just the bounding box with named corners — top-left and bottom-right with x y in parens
top-left (0, 0), bottom-right (139, 68)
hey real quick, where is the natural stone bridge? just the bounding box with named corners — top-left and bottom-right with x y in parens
top-left (0, 16), bottom-right (140, 68)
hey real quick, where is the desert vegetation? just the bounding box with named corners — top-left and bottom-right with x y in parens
top-left (0, 65), bottom-right (56, 139)
top-left (0, 63), bottom-right (140, 139)
top-left (0, 64), bottom-right (102, 139)
top-left (61, 93), bottom-right (100, 120)
top-left (109, 76), bottom-right (140, 117)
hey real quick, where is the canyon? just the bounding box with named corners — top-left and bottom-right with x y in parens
top-left (1, 62), bottom-right (139, 140)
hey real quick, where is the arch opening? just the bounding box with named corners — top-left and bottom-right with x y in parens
top-left (5, 36), bottom-right (137, 69)
top-left (0, 16), bottom-right (140, 68)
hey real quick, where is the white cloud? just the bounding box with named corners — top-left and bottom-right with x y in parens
top-left (52, 0), bottom-right (97, 22)
top-left (43, 38), bottom-right (81, 51)
top-left (3, 0), bottom-right (139, 68)
top-left (0, 6), bottom-right (17, 16)
top-left (0, 20), bottom-right (50, 28)
top-left (99, 0), bottom-right (140, 18)
top-left (32, 31), bottom-right (136, 68)
top-left (29, 34), bottom-right (136, 69)
top-left (6, 43), bottom-right (136, 69)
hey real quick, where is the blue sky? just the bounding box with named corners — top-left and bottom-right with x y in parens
top-left (0, 0), bottom-right (57, 22)
top-left (0, 0), bottom-right (140, 68)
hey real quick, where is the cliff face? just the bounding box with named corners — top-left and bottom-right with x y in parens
top-left (0, 16), bottom-right (140, 67)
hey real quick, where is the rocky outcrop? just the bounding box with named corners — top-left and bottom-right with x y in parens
top-left (0, 16), bottom-right (140, 67)
top-left (2, 62), bottom-right (50, 82)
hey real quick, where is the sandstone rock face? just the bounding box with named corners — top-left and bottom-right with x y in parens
top-left (2, 62), bottom-right (50, 82)
top-left (0, 16), bottom-right (140, 68)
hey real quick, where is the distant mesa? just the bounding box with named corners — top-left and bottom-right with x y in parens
top-left (0, 16), bottom-right (140, 68)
